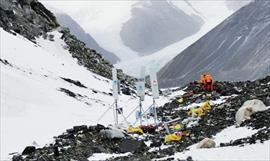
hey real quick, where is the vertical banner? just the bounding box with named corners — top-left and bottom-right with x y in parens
top-left (112, 68), bottom-right (118, 100)
top-left (150, 68), bottom-right (159, 99)
top-left (136, 66), bottom-right (145, 101)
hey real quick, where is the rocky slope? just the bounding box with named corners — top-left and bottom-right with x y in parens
top-left (0, 0), bottom-right (134, 84)
top-left (0, 0), bottom-right (59, 40)
top-left (11, 76), bottom-right (270, 161)
top-left (55, 13), bottom-right (120, 64)
top-left (158, 0), bottom-right (270, 88)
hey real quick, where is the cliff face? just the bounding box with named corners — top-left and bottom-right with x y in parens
top-left (158, 1), bottom-right (270, 88)
top-left (0, 0), bottom-right (59, 40)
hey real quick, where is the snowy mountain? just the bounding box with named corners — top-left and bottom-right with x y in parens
top-left (41, 0), bottom-right (239, 76)
top-left (40, 0), bottom-right (139, 61)
top-left (225, 0), bottom-right (253, 11)
top-left (158, 0), bottom-right (270, 88)
top-left (120, 0), bottom-right (203, 55)
top-left (55, 13), bottom-right (120, 64)
top-left (2, 0), bottom-right (269, 161)
top-left (116, 0), bottom-right (237, 76)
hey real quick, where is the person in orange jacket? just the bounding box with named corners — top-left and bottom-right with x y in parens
top-left (205, 74), bottom-right (213, 91)
top-left (200, 74), bottom-right (207, 90)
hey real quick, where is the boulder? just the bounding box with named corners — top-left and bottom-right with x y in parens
top-left (120, 139), bottom-right (146, 153)
top-left (235, 99), bottom-right (269, 125)
top-left (22, 146), bottom-right (36, 155)
top-left (196, 138), bottom-right (216, 149)
top-left (122, 87), bottom-right (131, 95)
top-left (100, 126), bottom-right (125, 139)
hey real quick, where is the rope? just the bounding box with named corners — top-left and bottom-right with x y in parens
top-left (97, 103), bottom-right (114, 123)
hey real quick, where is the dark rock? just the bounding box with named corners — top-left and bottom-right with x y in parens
top-left (12, 154), bottom-right (23, 161)
top-left (92, 124), bottom-right (106, 132)
top-left (59, 88), bottom-right (77, 98)
top-left (120, 139), bottom-right (146, 153)
top-left (186, 156), bottom-right (193, 161)
top-left (22, 146), bottom-right (36, 155)
top-left (122, 87), bottom-right (131, 95)
top-left (150, 140), bottom-right (162, 147)
top-left (53, 146), bottom-right (59, 157)
top-left (91, 146), bottom-right (106, 153)
top-left (61, 77), bottom-right (87, 88)
top-left (73, 125), bottom-right (88, 133)
top-left (0, 58), bottom-right (13, 67)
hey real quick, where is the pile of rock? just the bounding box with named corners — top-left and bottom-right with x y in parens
top-left (140, 76), bottom-right (270, 159)
top-left (12, 76), bottom-right (270, 160)
top-left (12, 125), bottom-right (147, 161)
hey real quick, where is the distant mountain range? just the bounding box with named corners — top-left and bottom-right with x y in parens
top-left (158, 0), bottom-right (270, 88)
top-left (120, 0), bottom-right (203, 55)
top-left (41, 0), bottom-right (252, 77)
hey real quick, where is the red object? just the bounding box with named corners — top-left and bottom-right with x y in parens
top-left (140, 125), bottom-right (157, 133)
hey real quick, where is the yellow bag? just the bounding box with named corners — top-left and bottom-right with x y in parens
top-left (169, 124), bottom-right (182, 130)
top-left (177, 98), bottom-right (184, 104)
top-left (188, 107), bottom-right (204, 117)
top-left (127, 126), bottom-right (143, 134)
top-left (164, 134), bottom-right (181, 143)
top-left (201, 101), bottom-right (211, 111)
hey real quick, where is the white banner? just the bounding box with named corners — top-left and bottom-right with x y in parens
top-left (136, 66), bottom-right (145, 100)
top-left (150, 68), bottom-right (159, 99)
top-left (112, 68), bottom-right (118, 100)
top-left (136, 81), bottom-right (145, 100)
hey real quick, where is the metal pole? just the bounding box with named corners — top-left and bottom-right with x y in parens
top-left (139, 96), bottom-right (142, 126)
top-left (153, 98), bottom-right (158, 126)
top-left (164, 122), bottom-right (170, 134)
top-left (115, 99), bottom-right (118, 125)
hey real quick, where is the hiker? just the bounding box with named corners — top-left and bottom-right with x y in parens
top-left (200, 74), bottom-right (207, 91)
top-left (205, 74), bottom-right (213, 91)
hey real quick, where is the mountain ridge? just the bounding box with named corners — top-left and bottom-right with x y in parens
top-left (158, 0), bottom-right (270, 88)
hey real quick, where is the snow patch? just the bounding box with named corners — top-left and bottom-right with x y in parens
top-left (88, 152), bottom-right (131, 161)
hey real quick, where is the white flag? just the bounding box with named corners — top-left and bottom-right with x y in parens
top-left (137, 66), bottom-right (145, 100)
top-left (150, 68), bottom-right (159, 99)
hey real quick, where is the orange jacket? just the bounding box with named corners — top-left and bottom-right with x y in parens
top-left (200, 75), bottom-right (207, 84)
top-left (205, 74), bottom-right (212, 83)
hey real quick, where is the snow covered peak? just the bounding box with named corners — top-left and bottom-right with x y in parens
top-left (40, 0), bottom-right (233, 61)
top-left (120, 0), bottom-right (204, 55)
top-left (41, 0), bottom-right (138, 61)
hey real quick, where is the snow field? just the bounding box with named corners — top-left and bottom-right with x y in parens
top-left (0, 28), bottom-right (169, 160)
